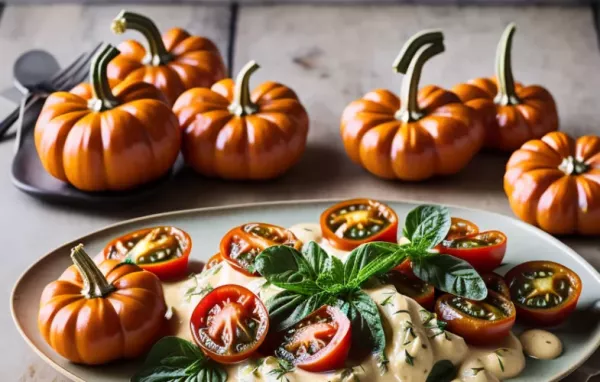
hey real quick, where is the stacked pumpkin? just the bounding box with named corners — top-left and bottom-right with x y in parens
top-left (34, 10), bottom-right (309, 192)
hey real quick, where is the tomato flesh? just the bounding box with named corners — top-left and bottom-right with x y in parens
top-left (384, 271), bottom-right (435, 310)
top-left (438, 230), bottom-right (507, 273)
top-left (276, 305), bottom-right (351, 372)
top-left (320, 199), bottom-right (398, 251)
top-left (102, 226), bottom-right (191, 280)
top-left (505, 261), bottom-right (582, 326)
top-left (435, 291), bottom-right (516, 345)
top-left (204, 253), bottom-right (223, 272)
top-left (482, 272), bottom-right (510, 298)
top-left (190, 285), bottom-right (269, 363)
top-left (220, 223), bottom-right (302, 277)
top-left (446, 217), bottom-right (479, 240)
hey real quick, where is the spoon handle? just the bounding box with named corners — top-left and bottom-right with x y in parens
top-left (0, 95), bottom-right (40, 140)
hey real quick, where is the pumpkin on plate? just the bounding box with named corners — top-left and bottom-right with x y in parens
top-left (38, 245), bottom-right (166, 365)
top-left (504, 131), bottom-right (600, 235)
top-left (34, 44), bottom-right (180, 192)
top-left (172, 60), bottom-right (309, 180)
top-left (340, 30), bottom-right (483, 181)
top-left (108, 10), bottom-right (226, 105)
top-left (452, 23), bottom-right (558, 151)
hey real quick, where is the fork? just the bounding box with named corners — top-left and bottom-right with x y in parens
top-left (0, 42), bottom-right (103, 144)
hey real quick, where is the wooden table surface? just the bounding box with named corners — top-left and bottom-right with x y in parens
top-left (1, 3), bottom-right (599, 381)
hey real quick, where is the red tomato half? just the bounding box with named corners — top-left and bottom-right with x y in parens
top-left (204, 253), bottom-right (223, 272)
top-left (385, 271), bottom-right (435, 310)
top-left (435, 291), bottom-right (516, 346)
top-left (482, 272), bottom-right (510, 298)
top-left (190, 285), bottom-right (269, 364)
top-left (102, 226), bottom-right (191, 280)
top-left (220, 223), bottom-right (302, 277)
top-left (446, 217), bottom-right (479, 240)
top-left (505, 261), bottom-right (582, 326)
top-left (320, 198), bottom-right (398, 251)
top-left (275, 305), bottom-right (351, 372)
top-left (438, 230), bottom-right (507, 273)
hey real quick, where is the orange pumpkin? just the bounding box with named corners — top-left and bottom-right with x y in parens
top-left (340, 30), bottom-right (483, 181)
top-left (173, 60), bottom-right (309, 180)
top-left (452, 23), bottom-right (558, 151)
top-left (38, 245), bottom-right (166, 365)
top-left (505, 131), bottom-right (600, 235)
top-left (108, 10), bottom-right (226, 105)
top-left (34, 44), bottom-right (180, 192)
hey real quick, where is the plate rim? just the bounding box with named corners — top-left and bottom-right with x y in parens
top-left (11, 197), bottom-right (600, 382)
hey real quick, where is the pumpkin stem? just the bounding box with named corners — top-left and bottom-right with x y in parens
top-left (89, 44), bottom-right (121, 112)
top-left (70, 244), bottom-right (115, 299)
top-left (229, 60), bottom-right (260, 117)
top-left (559, 156), bottom-right (589, 175)
top-left (393, 31), bottom-right (444, 122)
top-left (494, 23), bottom-right (520, 106)
top-left (111, 10), bottom-right (171, 66)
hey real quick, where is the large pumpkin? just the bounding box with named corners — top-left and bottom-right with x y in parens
top-left (173, 60), bottom-right (309, 180)
top-left (452, 23), bottom-right (558, 151)
top-left (340, 30), bottom-right (483, 181)
top-left (34, 44), bottom-right (180, 192)
top-left (108, 10), bottom-right (226, 105)
top-left (38, 245), bottom-right (166, 365)
top-left (504, 131), bottom-right (600, 235)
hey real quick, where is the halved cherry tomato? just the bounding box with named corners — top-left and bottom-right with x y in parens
top-left (384, 271), bottom-right (435, 310)
top-left (204, 253), bottom-right (223, 272)
top-left (190, 285), bottom-right (269, 364)
top-left (320, 198), bottom-right (398, 251)
top-left (482, 272), bottom-right (510, 298)
top-left (102, 226), bottom-right (191, 280)
top-left (275, 305), bottom-right (351, 372)
top-left (446, 217), bottom-right (479, 240)
top-left (394, 258), bottom-right (417, 280)
top-left (505, 261), bottom-right (582, 326)
top-left (435, 291), bottom-right (516, 346)
top-left (220, 223), bottom-right (302, 277)
top-left (438, 230), bottom-right (507, 273)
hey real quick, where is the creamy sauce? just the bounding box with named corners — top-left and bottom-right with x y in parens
top-left (162, 223), bottom-right (527, 382)
top-left (519, 330), bottom-right (563, 360)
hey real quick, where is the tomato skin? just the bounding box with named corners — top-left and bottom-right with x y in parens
top-left (204, 253), bottom-right (223, 271)
top-left (447, 217), bottom-right (479, 240)
top-left (505, 261), bottom-right (582, 327)
top-left (482, 272), bottom-right (510, 298)
top-left (320, 198), bottom-right (398, 251)
top-left (190, 285), bottom-right (269, 364)
top-left (276, 305), bottom-right (351, 372)
top-left (438, 230), bottom-right (507, 273)
top-left (385, 271), bottom-right (435, 311)
top-left (435, 291), bottom-right (516, 346)
top-left (102, 226), bottom-right (191, 280)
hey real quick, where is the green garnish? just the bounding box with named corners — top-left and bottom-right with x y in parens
top-left (405, 350), bottom-right (415, 366)
top-left (268, 358), bottom-right (294, 381)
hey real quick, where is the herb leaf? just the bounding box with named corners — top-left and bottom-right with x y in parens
top-left (255, 245), bottom-right (321, 295)
top-left (303, 241), bottom-right (329, 275)
top-left (403, 205), bottom-right (451, 249)
top-left (316, 254), bottom-right (345, 289)
top-left (344, 242), bottom-right (406, 287)
top-left (426, 360), bottom-right (457, 382)
top-left (412, 255), bottom-right (487, 300)
top-left (267, 291), bottom-right (335, 331)
top-left (131, 336), bottom-right (226, 382)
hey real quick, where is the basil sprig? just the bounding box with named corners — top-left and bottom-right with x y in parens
top-left (131, 336), bottom-right (227, 382)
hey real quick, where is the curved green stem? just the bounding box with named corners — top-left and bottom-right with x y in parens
top-left (395, 39), bottom-right (445, 122)
top-left (559, 156), bottom-right (589, 175)
top-left (70, 244), bottom-right (115, 299)
top-left (393, 29), bottom-right (444, 74)
top-left (111, 10), bottom-right (170, 66)
top-left (89, 44), bottom-right (120, 112)
top-left (494, 23), bottom-right (520, 106)
top-left (229, 61), bottom-right (260, 116)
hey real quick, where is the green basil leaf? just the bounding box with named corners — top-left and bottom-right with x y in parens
top-left (344, 242), bottom-right (406, 287)
top-left (131, 337), bottom-right (226, 382)
top-left (265, 290), bottom-right (309, 329)
top-left (412, 255), bottom-right (487, 300)
top-left (303, 241), bottom-right (329, 275)
top-left (316, 254), bottom-right (345, 289)
top-left (347, 290), bottom-right (388, 370)
top-left (403, 205), bottom-right (451, 249)
top-left (277, 292), bottom-right (336, 331)
top-left (255, 245), bottom-right (321, 295)
top-left (426, 360), bottom-right (457, 382)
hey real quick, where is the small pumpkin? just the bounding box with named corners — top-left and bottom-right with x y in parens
top-left (504, 131), bottom-right (600, 235)
top-left (452, 23), bottom-right (558, 151)
top-left (34, 44), bottom-right (180, 192)
top-left (108, 10), bottom-right (226, 105)
top-left (340, 30), bottom-right (483, 181)
top-left (38, 245), bottom-right (166, 365)
top-left (173, 60), bottom-right (309, 180)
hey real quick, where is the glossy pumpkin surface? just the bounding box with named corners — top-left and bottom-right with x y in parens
top-left (341, 30), bottom-right (483, 181)
top-left (504, 131), bottom-right (600, 235)
top-left (452, 23), bottom-right (558, 151)
top-left (108, 11), bottom-right (226, 105)
top-left (38, 245), bottom-right (166, 365)
top-left (173, 61), bottom-right (309, 180)
top-left (34, 44), bottom-right (180, 192)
